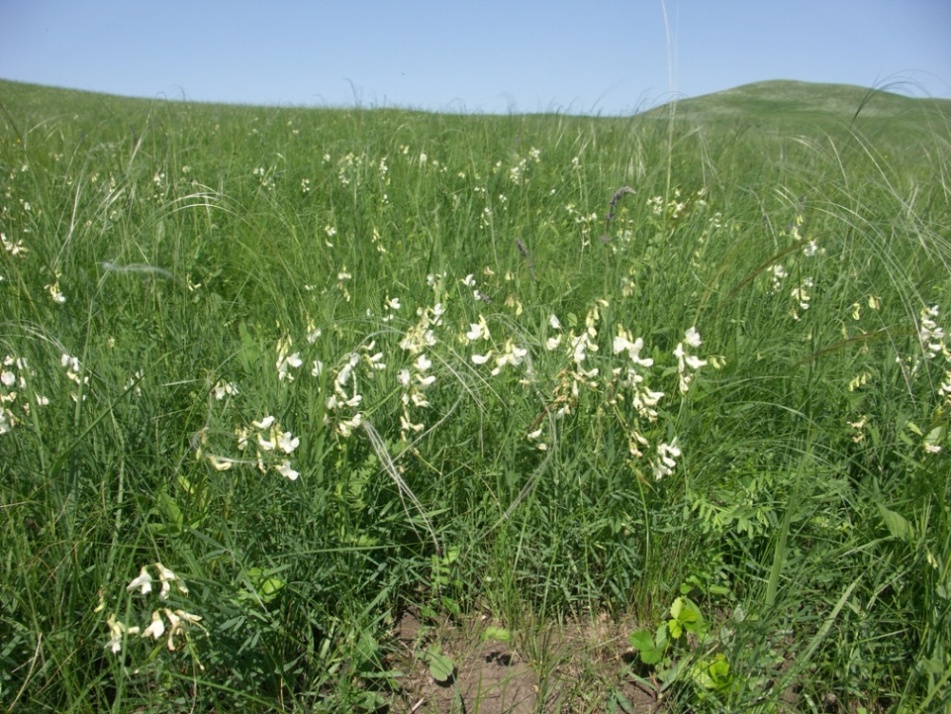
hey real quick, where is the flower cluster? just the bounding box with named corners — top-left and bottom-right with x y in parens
top-left (917, 305), bottom-right (951, 407)
top-left (105, 563), bottom-right (204, 655)
top-left (45, 270), bottom-right (66, 304)
top-left (653, 439), bottom-right (682, 481)
top-left (673, 327), bottom-right (708, 394)
top-left (612, 328), bottom-right (664, 421)
top-left (646, 187), bottom-right (706, 221)
top-left (530, 303), bottom-right (701, 479)
top-left (397, 300), bottom-right (445, 440)
top-left (276, 336), bottom-right (304, 382)
top-left (1, 355), bottom-right (47, 435)
top-left (213, 379), bottom-right (239, 401)
top-left (919, 305), bottom-right (949, 361)
top-left (507, 147), bottom-right (540, 186)
top-left (325, 343), bottom-right (386, 438)
top-left (234, 415), bottom-right (301, 479)
top-left (61, 352), bottom-right (88, 401)
top-left (2, 231), bottom-right (28, 258)
top-left (252, 165), bottom-right (276, 191)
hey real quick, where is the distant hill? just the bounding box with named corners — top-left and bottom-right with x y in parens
top-left (638, 80), bottom-right (951, 129)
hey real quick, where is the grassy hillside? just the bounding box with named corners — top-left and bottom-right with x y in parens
top-left (1, 78), bottom-right (950, 713)
top-left (646, 79), bottom-right (951, 119)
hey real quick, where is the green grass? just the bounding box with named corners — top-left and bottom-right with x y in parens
top-left (1, 77), bottom-right (950, 712)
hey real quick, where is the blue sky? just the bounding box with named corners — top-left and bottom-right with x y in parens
top-left (2, 0), bottom-right (949, 114)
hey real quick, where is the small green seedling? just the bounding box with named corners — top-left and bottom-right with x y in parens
top-left (628, 595), bottom-right (730, 696)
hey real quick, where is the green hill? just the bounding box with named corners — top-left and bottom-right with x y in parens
top-left (640, 79), bottom-right (951, 132)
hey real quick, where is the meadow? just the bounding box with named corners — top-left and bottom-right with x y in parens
top-left (1, 78), bottom-right (950, 713)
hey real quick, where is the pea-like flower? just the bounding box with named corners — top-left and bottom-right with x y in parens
top-left (277, 431), bottom-right (299, 454)
top-left (126, 566), bottom-right (153, 595)
top-left (142, 610), bottom-right (166, 639)
top-left (653, 439), bottom-right (682, 481)
top-left (276, 459), bottom-right (300, 481)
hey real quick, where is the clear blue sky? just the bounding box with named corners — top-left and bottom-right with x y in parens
top-left (2, 0), bottom-right (949, 114)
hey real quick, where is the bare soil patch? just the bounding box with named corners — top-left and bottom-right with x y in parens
top-left (387, 609), bottom-right (661, 713)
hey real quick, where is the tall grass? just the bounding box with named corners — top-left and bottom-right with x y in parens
top-left (2, 79), bottom-right (950, 712)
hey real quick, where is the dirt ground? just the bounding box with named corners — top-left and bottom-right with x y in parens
top-left (386, 609), bottom-right (662, 714)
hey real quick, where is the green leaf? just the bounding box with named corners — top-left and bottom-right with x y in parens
top-left (424, 647), bottom-right (456, 683)
top-left (877, 503), bottom-right (915, 542)
top-left (354, 631), bottom-right (379, 666)
top-left (924, 424), bottom-right (946, 450)
top-left (149, 491), bottom-right (185, 535)
top-left (482, 626), bottom-right (512, 643)
top-left (241, 567), bottom-right (286, 604)
top-left (707, 653), bottom-right (731, 687)
top-left (629, 629), bottom-right (664, 665)
top-left (691, 652), bottom-right (731, 691)
top-left (236, 322), bottom-right (262, 373)
top-left (670, 596), bottom-right (705, 637)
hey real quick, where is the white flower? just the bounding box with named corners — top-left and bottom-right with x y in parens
top-left (465, 316), bottom-right (490, 342)
top-left (495, 340), bottom-right (527, 369)
top-left (61, 353), bottom-right (80, 373)
top-left (155, 562), bottom-right (187, 598)
top-left (162, 609), bottom-right (182, 650)
top-left (685, 354), bottom-right (707, 370)
top-left (276, 459), bottom-right (300, 480)
top-left (462, 274), bottom-right (476, 287)
top-left (653, 439), bottom-right (682, 481)
top-left (277, 351), bottom-right (302, 381)
top-left (400, 414), bottom-right (424, 433)
top-left (106, 615), bottom-right (124, 653)
top-left (46, 282), bottom-right (66, 304)
top-left (205, 454), bottom-right (234, 471)
top-left (253, 415), bottom-right (276, 430)
top-left (276, 337), bottom-right (303, 381)
top-left (142, 610), bottom-right (166, 639)
top-left (410, 391), bottom-right (430, 408)
top-left (337, 413), bottom-right (363, 437)
top-left (105, 614), bottom-right (139, 654)
top-left (613, 331), bottom-right (653, 367)
top-left (277, 431), bottom-right (300, 454)
top-left (213, 380), bottom-right (238, 400)
top-left (466, 323), bottom-right (483, 341)
top-left (126, 566), bottom-right (153, 595)
top-left (683, 327), bottom-right (703, 348)
top-left (471, 353), bottom-right (492, 365)
top-left (162, 609), bottom-right (204, 651)
top-left (570, 335), bottom-right (590, 364)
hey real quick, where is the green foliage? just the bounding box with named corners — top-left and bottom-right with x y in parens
top-left (628, 593), bottom-right (730, 701)
top-left (1, 78), bottom-right (950, 712)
